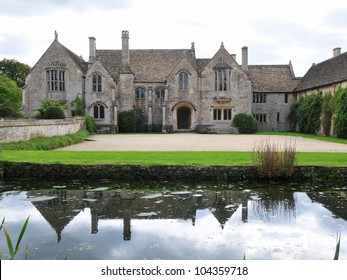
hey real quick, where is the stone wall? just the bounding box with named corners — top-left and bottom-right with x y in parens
top-left (0, 117), bottom-right (85, 143)
top-left (2, 162), bottom-right (347, 186)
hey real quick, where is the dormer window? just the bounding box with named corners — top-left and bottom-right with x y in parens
top-left (92, 74), bottom-right (102, 92)
top-left (179, 72), bottom-right (189, 91)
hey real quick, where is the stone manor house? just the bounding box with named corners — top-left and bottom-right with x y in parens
top-left (22, 31), bottom-right (347, 133)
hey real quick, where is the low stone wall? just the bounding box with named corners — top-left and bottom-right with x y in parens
top-left (1, 162), bottom-right (347, 185)
top-left (0, 117), bottom-right (85, 143)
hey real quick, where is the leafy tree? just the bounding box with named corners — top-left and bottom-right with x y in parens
top-left (0, 74), bottom-right (22, 117)
top-left (334, 87), bottom-right (347, 139)
top-left (0, 59), bottom-right (31, 88)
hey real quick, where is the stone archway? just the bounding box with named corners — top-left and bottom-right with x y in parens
top-left (177, 106), bottom-right (191, 129)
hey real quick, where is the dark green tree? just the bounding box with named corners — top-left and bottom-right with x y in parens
top-left (0, 74), bottom-right (22, 117)
top-left (0, 59), bottom-right (31, 88)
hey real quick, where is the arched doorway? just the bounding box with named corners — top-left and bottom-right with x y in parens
top-left (177, 106), bottom-right (191, 129)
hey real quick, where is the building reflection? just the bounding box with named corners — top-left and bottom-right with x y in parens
top-left (27, 189), bottom-right (347, 243)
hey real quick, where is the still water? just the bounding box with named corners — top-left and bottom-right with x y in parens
top-left (1, 180), bottom-right (347, 260)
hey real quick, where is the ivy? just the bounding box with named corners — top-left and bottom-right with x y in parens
top-left (296, 94), bottom-right (323, 134)
top-left (334, 87), bottom-right (347, 139)
top-left (322, 93), bottom-right (334, 136)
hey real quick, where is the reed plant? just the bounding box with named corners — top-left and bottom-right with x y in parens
top-left (252, 138), bottom-right (297, 178)
top-left (0, 216), bottom-right (30, 260)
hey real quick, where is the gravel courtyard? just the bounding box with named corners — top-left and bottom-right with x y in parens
top-left (57, 134), bottom-right (347, 152)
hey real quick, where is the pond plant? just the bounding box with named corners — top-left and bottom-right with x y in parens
top-left (0, 216), bottom-right (30, 260)
top-left (252, 139), bottom-right (297, 179)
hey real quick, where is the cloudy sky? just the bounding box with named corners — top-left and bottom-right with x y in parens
top-left (0, 0), bottom-right (347, 77)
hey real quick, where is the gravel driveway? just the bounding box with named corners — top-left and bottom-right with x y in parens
top-left (57, 134), bottom-right (347, 152)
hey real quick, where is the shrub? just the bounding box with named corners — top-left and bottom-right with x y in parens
top-left (252, 139), bottom-right (297, 178)
top-left (71, 96), bottom-right (85, 117)
top-left (85, 115), bottom-right (96, 133)
top-left (334, 87), bottom-right (347, 139)
top-left (233, 113), bottom-right (257, 134)
top-left (118, 109), bottom-right (137, 132)
top-left (44, 106), bottom-right (66, 119)
top-left (36, 99), bottom-right (67, 119)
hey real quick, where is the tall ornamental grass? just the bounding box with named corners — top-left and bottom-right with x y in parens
top-left (252, 139), bottom-right (297, 178)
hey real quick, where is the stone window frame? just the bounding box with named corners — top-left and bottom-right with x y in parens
top-left (155, 87), bottom-right (165, 100)
top-left (253, 93), bottom-right (267, 103)
top-left (253, 113), bottom-right (267, 123)
top-left (92, 73), bottom-right (103, 93)
top-left (135, 87), bottom-right (146, 100)
top-left (213, 107), bottom-right (232, 121)
top-left (214, 69), bottom-right (229, 91)
top-left (46, 69), bottom-right (65, 92)
top-left (93, 103), bottom-right (105, 119)
top-left (178, 71), bottom-right (189, 91)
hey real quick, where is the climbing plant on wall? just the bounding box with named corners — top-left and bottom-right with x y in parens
top-left (334, 87), bottom-right (347, 139)
top-left (322, 92), bottom-right (334, 136)
top-left (296, 94), bottom-right (323, 134)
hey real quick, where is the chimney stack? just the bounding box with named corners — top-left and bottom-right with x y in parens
top-left (242, 46), bottom-right (248, 71)
top-left (333, 47), bottom-right (341, 57)
top-left (89, 37), bottom-right (96, 63)
top-left (122, 31), bottom-right (130, 66)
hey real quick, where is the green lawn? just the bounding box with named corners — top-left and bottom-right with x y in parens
top-left (257, 131), bottom-right (347, 144)
top-left (1, 150), bottom-right (347, 166)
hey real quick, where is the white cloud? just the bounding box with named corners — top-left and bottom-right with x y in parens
top-left (0, 0), bottom-right (132, 16)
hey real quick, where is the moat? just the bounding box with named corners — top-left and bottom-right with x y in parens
top-left (1, 179), bottom-right (346, 260)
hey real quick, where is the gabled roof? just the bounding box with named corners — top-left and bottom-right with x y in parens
top-left (196, 59), bottom-right (211, 74)
top-left (248, 64), bottom-right (301, 92)
top-left (296, 51), bottom-right (347, 91)
top-left (60, 43), bottom-right (88, 73)
top-left (29, 39), bottom-right (88, 74)
top-left (96, 49), bottom-right (195, 82)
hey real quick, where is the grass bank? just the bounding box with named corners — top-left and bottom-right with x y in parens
top-left (0, 130), bottom-right (89, 150)
top-left (1, 150), bottom-right (347, 166)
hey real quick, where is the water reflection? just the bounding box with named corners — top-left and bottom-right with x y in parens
top-left (0, 184), bottom-right (346, 260)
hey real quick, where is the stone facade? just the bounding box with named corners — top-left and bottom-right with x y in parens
top-left (22, 31), bottom-right (303, 133)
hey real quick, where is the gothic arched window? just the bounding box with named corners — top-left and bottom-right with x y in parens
top-left (93, 104), bottom-right (105, 119)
